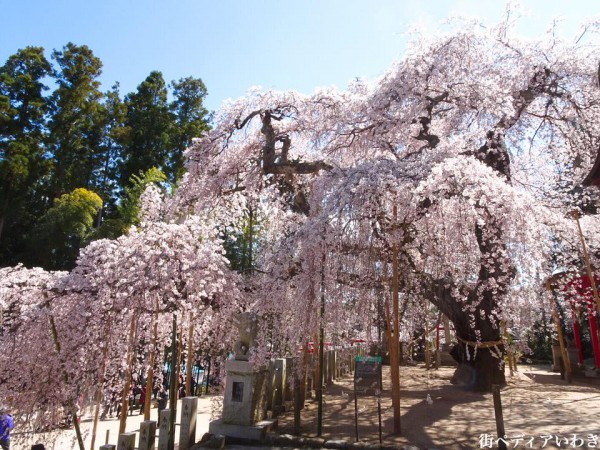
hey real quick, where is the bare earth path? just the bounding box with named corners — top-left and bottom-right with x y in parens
top-left (11, 396), bottom-right (217, 450)
top-left (276, 364), bottom-right (600, 449)
top-left (10, 364), bottom-right (600, 449)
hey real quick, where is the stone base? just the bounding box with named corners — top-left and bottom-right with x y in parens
top-left (208, 418), bottom-right (277, 442)
top-left (222, 360), bottom-right (268, 426)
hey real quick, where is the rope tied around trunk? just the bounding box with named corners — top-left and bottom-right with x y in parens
top-left (457, 335), bottom-right (504, 348)
top-left (457, 335), bottom-right (504, 361)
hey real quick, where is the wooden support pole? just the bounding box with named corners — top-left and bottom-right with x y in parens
top-left (424, 303), bottom-right (431, 369)
top-left (390, 205), bottom-right (401, 434)
top-left (144, 298), bottom-right (159, 420)
top-left (168, 315), bottom-right (178, 450)
top-left (353, 389), bottom-right (359, 442)
top-left (502, 321), bottom-right (514, 376)
top-left (48, 313), bottom-right (85, 450)
top-left (317, 256), bottom-right (326, 436)
top-left (545, 280), bottom-right (572, 383)
top-left (119, 313), bottom-right (138, 435)
top-left (492, 385), bottom-right (507, 450)
top-left (91, 319), bottom-right (112, 450)
top-left (294, 365), bottom-right (302, 435)
top-left (186, 312), bottom-right (194, 397)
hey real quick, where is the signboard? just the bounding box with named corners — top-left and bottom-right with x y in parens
top-left (352, 355), bottom-right (383, 444)
top-left (354, 356), bottom-right (382, 395)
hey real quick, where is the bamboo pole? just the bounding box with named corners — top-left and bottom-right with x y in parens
top-left (186, 312), bottom-right (194, 397)
top-left (545, 280), bottom-right (572, 383)
top-left (119, 312), bottom-right (139, 434)
top-left (390, 205), bottom-right (401, 434)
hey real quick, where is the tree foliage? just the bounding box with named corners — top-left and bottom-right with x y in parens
top-left (0, 45), bottom-right (210, 269)
top-left (176, 16), bottom-right (600, 390)
top-left (2, 16), bottom-right (600, 447)
top-left (91, 167), bottom-right (168, 240)
top-left (28, 188), bottom-right (103, 270)
top-left (0, 47), bottom-right (52, 260)
top-left (47, 43), bottom-right (106, 198)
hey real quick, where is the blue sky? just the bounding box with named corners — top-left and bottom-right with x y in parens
top-left (0, 1), bottom-right (597, 112)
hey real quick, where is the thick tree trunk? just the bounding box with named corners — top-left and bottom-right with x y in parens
top-left (430, 215), bottom-right (513, 392)
top-left (450, 341), bottom-right (505, 391)
top-left (418, 67), bottom-right (564, 391)
top-left (435, 290), bottom-right (507, 391)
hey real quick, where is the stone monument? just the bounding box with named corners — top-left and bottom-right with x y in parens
top-left (208, 312), bottom-right (276, 441)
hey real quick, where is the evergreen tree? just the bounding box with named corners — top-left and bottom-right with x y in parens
top-left (0, 43), bottom-right (212, 268)
top-left (170, 76), bottom-right (210, 181)
top-left (90, 167), bottom-right (167, 240)
top-left (94, 83), bottom-right (129, 224)
top-left (120, 71), bottom-right (174, 186)
top-left (47, 43), bottom-right (106, 198)
top-left (0, 47), bottom-right (52, 264)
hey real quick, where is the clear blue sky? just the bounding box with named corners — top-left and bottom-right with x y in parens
top-left (0, 1), bottom-right (596, 112)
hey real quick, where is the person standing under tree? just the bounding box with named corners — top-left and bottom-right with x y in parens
top-left (0, 406), bottom-right (14, 450)
top-left (157, 386), bottom-right (168, 426)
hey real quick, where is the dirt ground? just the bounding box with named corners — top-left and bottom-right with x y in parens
top-left (276, 363), bottom-right (600, 449)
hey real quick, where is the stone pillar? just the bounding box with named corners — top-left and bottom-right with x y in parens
top-left (100, 446), bottom-right (116, 450)
top-left (271, 358), bottom-right (286, 416)
top-left (158, 409), bottom-right (172, 450)
top-left (179, 397), bottom-right (198, 450)
top-left (222, 360), bottom-right (268, 425)
top-left (139, 420), bottom-right (157, 450)
top-left (266, 359), bottom-right (275, 411)
top-left (117, 432), bottom-right (136, 450)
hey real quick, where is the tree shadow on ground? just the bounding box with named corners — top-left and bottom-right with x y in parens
top-left (385, 385), bottom-right (486, 449)
top-left (277, 365), bottom-right (600, 449)
top-left (277, 367), bottom-right (487, 448)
